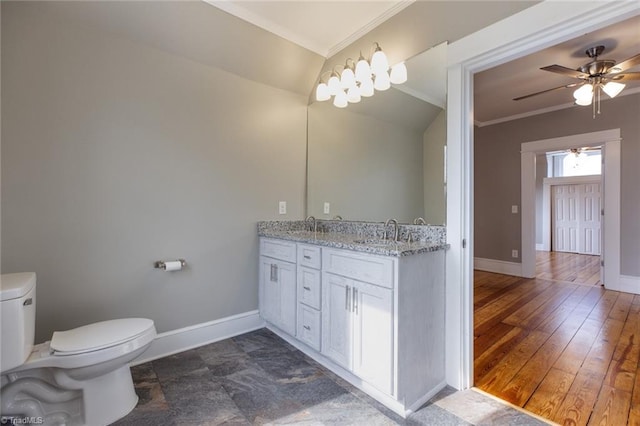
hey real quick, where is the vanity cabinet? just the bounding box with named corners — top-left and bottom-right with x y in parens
top-left (259, 236), bottom-right (446, 417)
top-left (259, 239), bottom-right (297, 336)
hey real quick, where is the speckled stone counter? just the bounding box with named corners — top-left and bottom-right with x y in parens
top-left (257, 220), bottom-right (448, 257)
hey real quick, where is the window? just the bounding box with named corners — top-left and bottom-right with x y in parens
top-left (547, 148), bottom-right (601, 177)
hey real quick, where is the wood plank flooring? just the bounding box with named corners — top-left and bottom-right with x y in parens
top-left (474, 252), bottom-right (639, 425)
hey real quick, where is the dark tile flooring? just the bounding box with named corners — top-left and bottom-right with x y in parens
top-left (114, 328), bottom-right (549, 425)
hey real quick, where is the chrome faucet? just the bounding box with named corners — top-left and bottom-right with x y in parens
top-left (384, 218), bottom-right (399, 242)
top-left (305, 216), bottom-right (317, 233)
top-left (413, 217), bottom-right (426, 225)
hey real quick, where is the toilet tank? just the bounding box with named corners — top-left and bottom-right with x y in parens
top-left (1, 272), bottom-right (36, 372)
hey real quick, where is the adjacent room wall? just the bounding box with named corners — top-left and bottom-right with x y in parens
top-left (474, 92), bottom-right (640, 277)
top-left (1, 3), bottom-right (307, 342)
top-left (423, 110), bottom-right (447, 225)
top-left (535, 153), bottom-right (547, 246)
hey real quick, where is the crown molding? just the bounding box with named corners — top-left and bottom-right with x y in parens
top-left (326, 0), bottom-right (416, 58)
top-left (202, 0), bottom-right (328, 56)
top-left (475, 86), bottom-right (640, 128)
top-left (204, 0), bottom-right (415, 58)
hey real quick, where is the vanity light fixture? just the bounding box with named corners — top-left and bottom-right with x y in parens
top-left (315, 42), bottom-right (408, 107)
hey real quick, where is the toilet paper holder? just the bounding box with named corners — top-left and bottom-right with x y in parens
top-left (154, 259), bottom-right (187, 270)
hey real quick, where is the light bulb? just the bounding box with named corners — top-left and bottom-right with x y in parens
top-left (602, 82), bottom-right (625, 98)
top-left (374, 71), bottom-right (391, 91)
top-left (573, 84), bottom-right (593, 105)
top-left (390, 62), bottom-right (407, 84)
top-left (315, 83), bottom-right (330, 102)
top-left (360, 77), bottom-right (374, 97)
top-left (341, 67), bottom-right (355, 89)
top-left (347, 85), bottom-right (361, 103)
top-left (328, 75), bottom-right (341, 96)
top-left (355, 57), bottom-right (371, 82)
top-left (333, 90), bottom-right (348, 108)
top-left (370, 45), bottom-right (389, 75)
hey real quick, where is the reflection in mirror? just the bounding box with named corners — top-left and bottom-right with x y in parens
top-left (306, 42), bottom-right (447, 224)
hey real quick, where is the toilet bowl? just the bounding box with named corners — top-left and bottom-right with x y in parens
top-left (1, 272), bottom-right (156, 426)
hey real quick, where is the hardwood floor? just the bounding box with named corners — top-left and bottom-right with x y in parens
top-left (474, 252), bottom-right (640, 425)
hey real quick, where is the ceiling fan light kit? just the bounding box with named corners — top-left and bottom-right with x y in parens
top-left (315, 42), bottom-right (407, 107)
top-left (514, 45), bottom-right (640, 118)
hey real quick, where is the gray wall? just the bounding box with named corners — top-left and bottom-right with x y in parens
top-left (307, 102), bottom-right (424, 223)
top-left (423, 110), bottom-right (446, 225)
top-left (475, 93), bottom-right (640, 277)
top-left (2, 3), bottom-right (307, 342)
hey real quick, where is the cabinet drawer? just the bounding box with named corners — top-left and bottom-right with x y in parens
top-left (260, 238), bottom-right (297, 263)
top-left (297, 244), bottom-right (321, 269)
top-left (297, 266), bottom-right (321, 310)
top-left (322, 249), bottom-right (394, 289)
top-left (297, 304), bottom-right (321, 351)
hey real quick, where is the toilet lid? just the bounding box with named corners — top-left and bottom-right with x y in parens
top-left (50, 318), bottom-right (155, 355)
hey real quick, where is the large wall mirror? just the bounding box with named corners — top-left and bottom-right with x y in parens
top-left (307, 42), bottom-right (447, 224)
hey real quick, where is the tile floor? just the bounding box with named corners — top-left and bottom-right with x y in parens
top-left (115, 328), bottom-right (550, 425)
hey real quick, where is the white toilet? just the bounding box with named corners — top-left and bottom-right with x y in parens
top-left (1, 272), bottom-right (157, 426)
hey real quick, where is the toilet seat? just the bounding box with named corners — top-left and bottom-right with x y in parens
top-left (51, 318), bottom-right (154, 355)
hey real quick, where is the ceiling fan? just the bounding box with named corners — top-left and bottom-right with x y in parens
top-left (513, 45), bottom-right (640, 114)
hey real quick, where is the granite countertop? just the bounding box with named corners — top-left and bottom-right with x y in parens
top-left (258, 229), bottom-right (449, 257)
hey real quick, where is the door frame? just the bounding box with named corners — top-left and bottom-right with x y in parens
top-left (444, 1), bottom-right (639, 389)
top-left (521, 130), bottom-right (620, 284)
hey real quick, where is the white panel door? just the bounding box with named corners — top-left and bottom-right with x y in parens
top-left (351, 280), bottom-right (393, 395)
top-left (580, 183), bottom-right (601, 255)
top-left (553, 185), bottom-right (579, 253)
top-left (552, 183), bottom-right (601, 255)
top-left (321, 272), bottom-right (352, 370)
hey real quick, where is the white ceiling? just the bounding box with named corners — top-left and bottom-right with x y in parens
top-left (474, 14), bottom-right (640, 125)
top-left (204, 0), bottom-right (413, 57)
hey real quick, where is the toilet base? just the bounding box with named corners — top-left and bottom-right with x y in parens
top-left (1, 365), bottom-right (139, 426)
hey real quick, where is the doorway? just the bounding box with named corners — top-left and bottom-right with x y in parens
top-left (444, 0), bottom-right (639, 392)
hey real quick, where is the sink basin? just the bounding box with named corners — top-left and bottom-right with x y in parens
top-left (353, 238), bottom-right (398, 247)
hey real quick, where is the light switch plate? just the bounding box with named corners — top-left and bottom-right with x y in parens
top-left (324, 202), bottom-right (330, 214)
top-left (512, 249), bottom-right (519, 258)
top-left (279, 201), bottom-right (286, 215)
top-left (511, 205), bottom-right (518, 214)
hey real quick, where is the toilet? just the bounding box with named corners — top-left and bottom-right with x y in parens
top-left (1, 272), bottom-right (156, 426)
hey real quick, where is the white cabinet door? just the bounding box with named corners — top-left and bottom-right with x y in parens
top-left (321, 272), bottom-right (352, 370)
top-left (260, 256), bottom-right (296, 336)
top-left (351, 281), bottom-right (393, 395)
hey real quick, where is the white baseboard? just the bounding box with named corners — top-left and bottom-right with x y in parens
top-left (132, 310), bottom-right (264, 365)
top-left (608, 275), bottom-right (640, 295)
top-left (474, 258), bottom-right (523, 277)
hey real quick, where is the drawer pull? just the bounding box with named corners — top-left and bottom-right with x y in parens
top-left (270, 264), bottom-right (278, 282)
top-left (303, 286), bottom-right (311, 291)
top-left (353, 288), bottom-right (358, 314)
top-left (304, 255), bottom-right (312, 260)
top-left (345, 285), bottom-right (351, 311)
top-left (303, 325), bottom-right (311, 331)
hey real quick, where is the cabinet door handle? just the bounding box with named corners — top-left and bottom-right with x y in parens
top-left (345, 285), bottom-right (351, 311)
top-left (303, 325), bottom-right (311, 331)
top-left (304, 255), bottom-right (312, 260)
top-left (303, 286), bottom-right (311, 291)
top-left (270, 264), bottom-right (278, 282)
top-left (353, 288), bottom-right (358, 314)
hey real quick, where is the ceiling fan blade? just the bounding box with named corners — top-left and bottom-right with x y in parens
top-left (513, 83), bottom-right (580, 101)
top-left (608, 53), bottom-right (640, 73)
top-left (608, 72), bottom-right (640, 81)
top-left (540, 65), bottom-right (589, 79)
